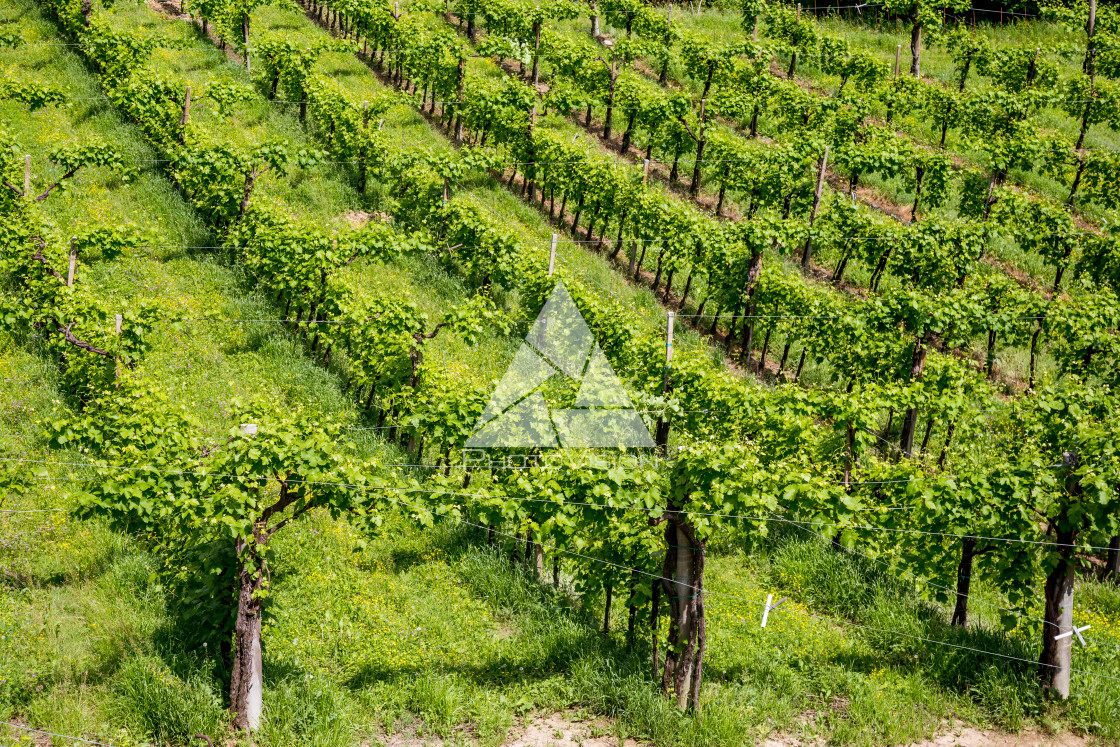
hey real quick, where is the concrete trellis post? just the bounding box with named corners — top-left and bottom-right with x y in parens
top-left (663, 312), bottom-right (674, 392)
top-left (800, 145), bottom-right (829, 269)
top-left (113, 313), bottom-right (123, 384)
top-left (761, 594), bottom-right (786, 628)
top-left (653, 311), bottom-right (675, 450)
top-left (67, 237), bottom-right (77, 287)
top-left (180, 85), bottom-right (192, 127)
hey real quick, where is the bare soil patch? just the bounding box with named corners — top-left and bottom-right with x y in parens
top-left (147, 0), bottom-right (245, 65)
top-left (505, 712), bottom-right (642, 747)
top-left (377, 711), bottom-right (642, 746)
top-left (761, 726), bottom-right (1091, 747)
top-left (343, 209), bottom-right (374, 227)
top-left (921, 728), bottom-right (1089, 747)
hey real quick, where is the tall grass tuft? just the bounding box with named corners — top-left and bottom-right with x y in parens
top-left (760, 530), bottom-right (912, 619)
top-left (106, 655), bottom-right (224, 745)
top-left (259, 676), bottom-right (355, 747)
top-left (405, 672), bottom-right (466, 737)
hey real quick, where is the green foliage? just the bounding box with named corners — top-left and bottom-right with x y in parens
top-left (203, 78), bottom-right (255, 116)
top-left (47, 140), bottom-right (134, 189)
top-left (767, 4), bottom-right (820, 61)
top-left (82, 24), bottom-right (156, 82)
top-left (1060, 74), bottom-right (1120, 131)
top-left (53, 383), bottom-right (379, 642)
top-left (0, 76), bottom-right (65, 110)
top-left (979, 46), bottom-right (1059, 93)
top-left (1081, 149), bottom-right (1120, 210)
top-left (740, 0), bottom-right (767, 34)
top-left (440, 199), bottom-right (524, 289)
top-left (936, 25), bottom-right (992, 91)
top-left (171, 141), bottom-right (322, 224)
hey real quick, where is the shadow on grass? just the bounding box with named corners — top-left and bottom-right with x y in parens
top-left (344, 519), bottom-right (646, 690)
top-left (756, 527), bottom-right (1054, 727)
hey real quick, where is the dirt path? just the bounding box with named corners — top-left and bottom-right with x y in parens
top-left (911, 729), bottom-right (1090, 747)
top-left (761, 725), bottom-right (1092, 747)
top-left (766, 725), bottom-right (1088, 743)
top-left (378, 711), bottom-right (644, 746)
top-left (376, 712), bottom-right (1094, 747)
top-left (147, 0), bottom-right (245, 65)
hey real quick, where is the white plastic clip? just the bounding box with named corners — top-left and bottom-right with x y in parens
top-left (1055, 624), bottom-right (1091, 647)
top-left (761, 593), bottom-right (786, 628)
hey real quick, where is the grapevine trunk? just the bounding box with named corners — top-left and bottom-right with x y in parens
top-left (951, 537), bottom-right (977, 626)
top-left (660, 520), bottom-right (705, 711)
top-left (231, 538), bottom-right (265, 731)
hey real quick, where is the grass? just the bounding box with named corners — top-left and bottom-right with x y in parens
top-left (0, 0), bottom-right (521, 741)
top-left (106, 655), bottom-right (227, 744)
top-left (6, 451), bottom-right (1120, 746)
top-left (4, 0), bottom-right (1120, 745)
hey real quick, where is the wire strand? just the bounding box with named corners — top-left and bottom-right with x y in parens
top-left (6, 456), bottom-right (1112, 552)
top-left (1, 722), bottom-right (119, 747)
top-left (768, 510), bottom-right (1054, 630)
top-left (378, 490), bottom-right (1120, 683)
